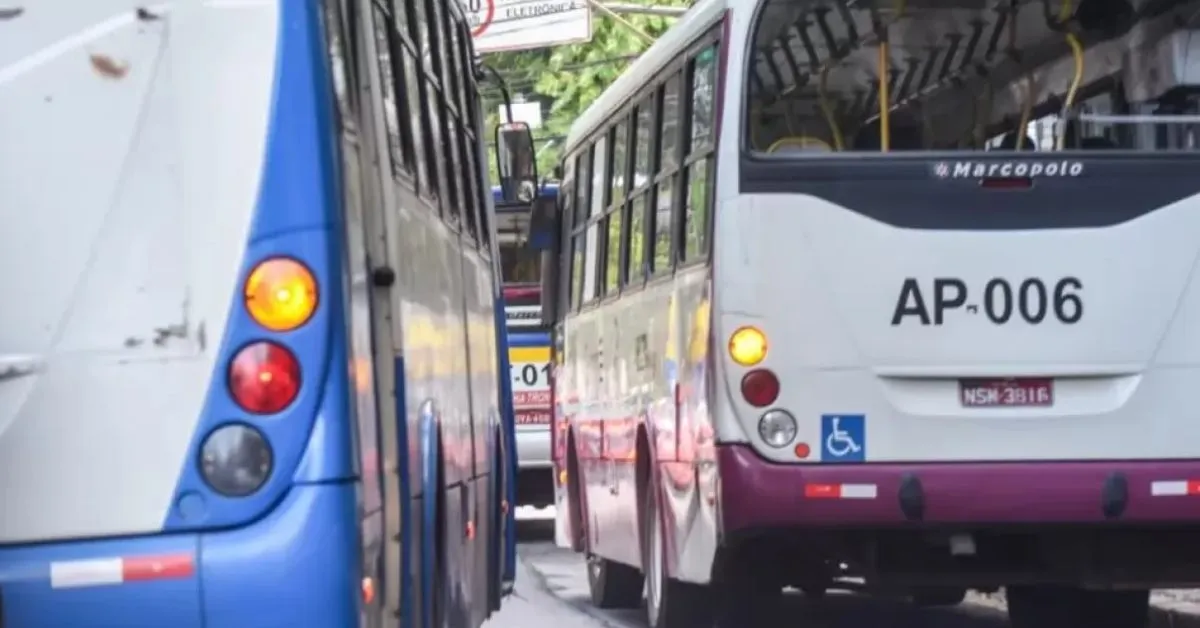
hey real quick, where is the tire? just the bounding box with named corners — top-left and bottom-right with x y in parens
top-left (586, 553), bottom-right (644, 609)
top-left (1007, 586), bottom-right (1149, 628)
top-left (911, 586), bottom-right (966, 607)
top-left (642, 481), bottom-right (711, 628)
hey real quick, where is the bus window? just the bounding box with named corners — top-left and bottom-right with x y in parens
top-left (499, 232), bottom-right (541, 284)
top-left (742, 0), bottom-right (1200, 156)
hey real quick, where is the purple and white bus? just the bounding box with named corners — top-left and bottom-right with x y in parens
top-left (530, 0), bottom-right (1200, 626)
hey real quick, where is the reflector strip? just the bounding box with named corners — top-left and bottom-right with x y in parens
top-left (804, 483), bottom-right (878, 499)
top-left (50, 554), bottom-right (194, 589)
top-left (1150, 480), bottom-right (1200, 497)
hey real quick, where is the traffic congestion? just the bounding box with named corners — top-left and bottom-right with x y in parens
top-left (9, 0), bottom-right (1200, 627)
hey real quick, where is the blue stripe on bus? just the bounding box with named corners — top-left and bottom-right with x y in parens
top-left (491, 183), bottom-right (558, 203)
top-left (507, 332), bottom-right (552, 347)
top-left (492, 184), bottom-right (558, 213)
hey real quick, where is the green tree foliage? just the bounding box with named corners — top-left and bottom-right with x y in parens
top-left (480, 2), bottom-right (687, 181)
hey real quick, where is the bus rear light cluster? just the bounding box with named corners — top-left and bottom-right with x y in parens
top-left (228, 341), bottom-right (301, 414)
top-left (199, 257), bottom-right (318, 498)
top-left (741, 369), bottom-right (779, 407)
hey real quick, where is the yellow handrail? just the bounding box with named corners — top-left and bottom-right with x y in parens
top-left (877, 0), bottom-right (906, 152)
top-left (818, 63), bottom-right (845, 150)
top-left (1056, 0), bottom-right (1085, 150)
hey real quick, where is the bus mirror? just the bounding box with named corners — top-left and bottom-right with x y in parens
top-left (495, 122), bottom-right (538, 205)
top-left (525, 195), bottom-right (558, 252)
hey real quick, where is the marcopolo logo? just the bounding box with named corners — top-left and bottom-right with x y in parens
top-left (933, 160), bottom-right (1084, 179)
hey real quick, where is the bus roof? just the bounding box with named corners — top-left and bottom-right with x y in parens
top-left (564, 0), bottom-right (726, 154)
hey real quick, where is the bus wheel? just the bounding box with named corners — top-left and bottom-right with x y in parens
top-left (1007, 586), bottom-right (1149, 628)
top-left (911, 586), bottom-right (966, 607)
top-left (586, 552), bottom-right (643, 609)
top-left (642, 483), bottom-right (709, 628)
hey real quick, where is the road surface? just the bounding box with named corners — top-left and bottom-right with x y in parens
top-left (488, 507), bottom-right (1200, 628)
top-left (485, 509), bottom-right (1018, 628)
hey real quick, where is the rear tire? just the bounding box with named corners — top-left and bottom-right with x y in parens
top-left (1007, 586), bottom-right (1149, 628)
top-left (586, 553), bottom-right (644, 609)
top-left (642, 481), bottom-right (711, 628)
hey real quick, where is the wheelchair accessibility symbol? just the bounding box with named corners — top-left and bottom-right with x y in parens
top-left (820, 414), bottom-right (866, 462)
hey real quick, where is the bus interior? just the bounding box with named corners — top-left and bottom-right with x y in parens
top-left (745, 0), bottom-right (1200, 155)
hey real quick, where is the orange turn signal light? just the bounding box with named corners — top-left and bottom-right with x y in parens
top-left (244, 257), bottom-right (317, 331)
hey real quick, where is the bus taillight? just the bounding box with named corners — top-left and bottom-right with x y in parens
top-left (244, 257), bottom-right (318, 331)
top-left (228, 341), bottom-right (301, 414)
top-left (741, 369), bottom-right (780, 407)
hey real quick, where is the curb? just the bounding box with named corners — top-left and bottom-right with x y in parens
top-left (968, 591), bottom-right (1200, 628)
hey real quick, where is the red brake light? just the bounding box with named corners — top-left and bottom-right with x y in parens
top-left (228, 341), bottom-right (300, 414)
top-left (741, 369), bottom-right (780, 408)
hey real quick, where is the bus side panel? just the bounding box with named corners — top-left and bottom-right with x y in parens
top-left (492, 295), bottom-right (520, 584)
top-left (460, 245), bottom-right (498, 626)
top-left (672, 269), bottom-right (720, 584)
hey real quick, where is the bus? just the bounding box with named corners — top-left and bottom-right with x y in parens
top-left (0, 0), bottom-right (519, 626)
top-left (529, 0), bottom-right (1200, 626)
top-left (495, 183), bottom-right (559, 508)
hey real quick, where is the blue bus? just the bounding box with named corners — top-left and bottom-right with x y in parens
top-left (0, 1), bottom-right (517, 626)
top-left (494, 183), bottom-right (558, 508)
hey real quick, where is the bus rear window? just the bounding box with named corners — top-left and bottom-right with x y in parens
top-left (745, 0), bottom-right (1200, 156)
top-left (500, 233), bottom-right (540, 284)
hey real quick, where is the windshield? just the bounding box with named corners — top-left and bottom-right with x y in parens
top-left (745, 0), bottom-right (1200, 156)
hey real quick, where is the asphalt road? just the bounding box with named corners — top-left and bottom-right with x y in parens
top-left (486, 509), bottom-right (1013, 628)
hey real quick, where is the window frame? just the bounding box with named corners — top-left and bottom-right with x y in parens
top-left (558, 19), bottom-right (724, 316)
top-left (600, 118), bottom-right (633, 300)
top-left (678, 37), bottom-right (720, 268)
top-left (372, 0), bottom-right (419, 182)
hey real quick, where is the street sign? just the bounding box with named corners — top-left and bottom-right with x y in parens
top-left (466, 0), bottom-right (593, 54)
top-left (498, 101), bottom-right (543, 128)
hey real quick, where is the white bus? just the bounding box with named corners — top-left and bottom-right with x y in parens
top-left (526, 0), bottom-right (1200, 626)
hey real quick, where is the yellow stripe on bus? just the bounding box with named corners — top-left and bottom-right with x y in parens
top-left (509, 346), bottom-right (551, 363)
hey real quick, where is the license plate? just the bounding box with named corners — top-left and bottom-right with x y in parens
top-left (515, 410), bottom-right (551, 425)
top-left (959, 378), bottom-right (1053, 407)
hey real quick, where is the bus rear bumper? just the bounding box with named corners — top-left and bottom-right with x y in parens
top-left (717, 443), bottom-right (1200, 533)
top-left (0, 483), bottom-right (360, 628)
